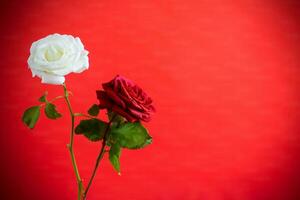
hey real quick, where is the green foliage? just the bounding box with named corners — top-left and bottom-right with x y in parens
top-left (75, 119), bottom-right (108, 141)
top-left (88, 104), bottom-right (100, 116)
top-left (109, 143), bottom-right (121, 174)
top-left (110, 122), bottom-right (152, 149)
top-left (44, 103), bottom-right (62, 119)
top-left (22, 106), bottom-right (40, 129)
top-left (38, 92), bottom-right (48, 103)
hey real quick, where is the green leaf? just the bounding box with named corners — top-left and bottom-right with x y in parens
top-left (44, 103), bottom-right (62, 119)
top-left (88, 104), bottom-right (100, 116)
top-left (75, 119), bottom-right (108, 141)
top-left (109, 143), bottom-right (121, 174)
top-left (22, 106), bottom-right (40, 129)
top-left (110, 122), bottom-right (152, 149)
top-left (38, 92), bottom-right (48, 103)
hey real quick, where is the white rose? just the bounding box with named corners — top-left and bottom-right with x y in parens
top-left (27, 33), bottom-right (89, 85)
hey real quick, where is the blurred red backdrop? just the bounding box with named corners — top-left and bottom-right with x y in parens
top-left (0, 0), bottom-right (300, 199)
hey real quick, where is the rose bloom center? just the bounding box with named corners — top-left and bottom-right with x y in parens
top-left (44, 45), bottom-right (64, 62)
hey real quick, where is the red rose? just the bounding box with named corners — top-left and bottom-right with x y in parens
top-left (97, 75), bottom-right (155, 122)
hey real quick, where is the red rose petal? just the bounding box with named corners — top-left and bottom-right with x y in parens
top-left (128, 108), bottom-right (151, 122)
top-left (103, 83), bottom-right (126, 109)
top-left (96, 90), bottom-right (137, 122)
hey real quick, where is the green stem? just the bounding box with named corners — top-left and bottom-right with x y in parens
top-left (63, 83), bottom-right (84, 200)
top-left (38, 96), bottom-right (64, 107)
top-left (83, 114), bottom-right (117, 199)
top-left (49, 95), bottom-right (64, 103)
top-left (74, 113), bottom-right (95, 119)
top-left (83, 141), bottom-right (106, 199)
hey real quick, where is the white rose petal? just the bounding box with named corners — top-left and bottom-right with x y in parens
top-left (27, 33), bottom-right (89, 85)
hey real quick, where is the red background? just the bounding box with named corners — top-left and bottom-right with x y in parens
top-left (1, 0), bottom-right (300, 199)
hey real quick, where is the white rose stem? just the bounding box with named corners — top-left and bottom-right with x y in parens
top-left (63, 83), bottom-right (84, 200)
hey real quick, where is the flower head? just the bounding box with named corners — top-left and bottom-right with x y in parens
top-left (97, 75), bottom-right (155, 122)
top-left (27, 33), bottom-right (89, 85)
